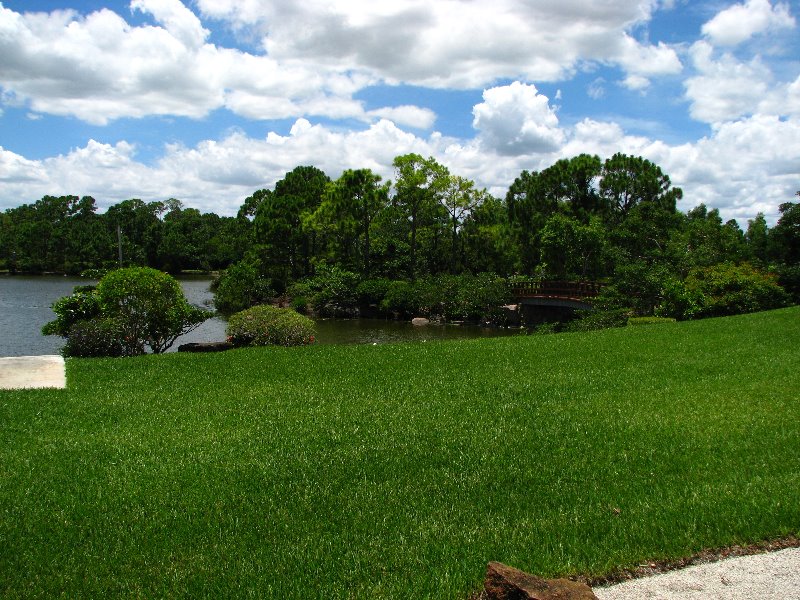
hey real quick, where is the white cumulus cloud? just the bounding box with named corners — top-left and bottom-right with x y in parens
top-left (684, 40), bottom-right (800, 124)
top-left (0, 1), bottom-right (687, 125)
top-left (701, 0), bottom-right (795, 46)
top-left (472, 82), bottom-right (565, 156)
top-left (130, 0), bottom-right (208, 48)
top-left (367, 106), bottom-right (437, 130)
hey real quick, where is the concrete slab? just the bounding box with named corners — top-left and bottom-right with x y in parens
top-left (594, 547), bottom-right (800, 600)
top-left (0, 355), bottom-right (66, 390)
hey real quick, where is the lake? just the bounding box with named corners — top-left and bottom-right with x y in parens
top-left (0, 275), bottom-right (520, 357)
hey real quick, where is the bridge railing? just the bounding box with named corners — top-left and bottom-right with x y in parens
top-left (510, 280), bottom-right (604, 299)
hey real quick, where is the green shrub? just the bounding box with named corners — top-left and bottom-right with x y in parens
top-left (685, 262), bottom-right (790, 318)
top-left (42, 285), bottom-right (101, 337)
top-left (775, 263), bottom-right (800, 303)
top-left (97, 267), bottom-right (210, 354)
top-left (226, 305), bottom-right (316, 347)
top-left (44, 270), bottom-right (209, 356)
top-left (380, 280), bottom-right (417, 316)
top-left (62, 318), bottom-right (126, 358)
top-left (449, 273), bottom-right (509, 322)
top-left (562, 308), bottom-right (633, 332)
top-left (306, 265), bottom-right (359, 317)
top-left (355, 278), bottom-right (393, 307)
top-left (286, 280), bottom-right (313, 301)
top-left (627, 316), bottom-right (677, 326)
top-left (290, 296), bottom-right (310, 314)
top-left (410, 277), bottom-right (445, 318)
top-left (657, 263), bottom-right (790, 320)
top-left (379, 274), bottom-right (509, 322)
top-left (214, 260), bottom-right (273, 314)
top-left (656, 279), bottom-right (705, 320)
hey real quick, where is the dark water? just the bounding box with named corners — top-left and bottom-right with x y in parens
top-left (312, 318), bottom-right (518, 345)
top-left (0, 276), bottom-right (519, 357)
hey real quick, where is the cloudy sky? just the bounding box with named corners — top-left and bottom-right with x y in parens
top-left (1, 0), bottom-right (798, 224)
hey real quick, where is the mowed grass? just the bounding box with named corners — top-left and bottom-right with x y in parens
top-left (1, 307), bottom-right (799, 598)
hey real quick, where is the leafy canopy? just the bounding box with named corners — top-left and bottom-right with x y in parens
top-left (96, 267), bottom-right (211, 354)
top-left (44, 267), bottom-right (211, 356)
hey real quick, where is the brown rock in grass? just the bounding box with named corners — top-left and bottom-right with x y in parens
top-left (484, 562), bottom-right (598, 600)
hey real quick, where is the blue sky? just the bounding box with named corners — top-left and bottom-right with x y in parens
top-left (1, 0), bottom-right (798, 223)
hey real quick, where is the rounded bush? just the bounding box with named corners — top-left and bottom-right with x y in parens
top-left (96, 267), bottom-right (210, 354)
top-left (226, 305), bottom-right (316, 347)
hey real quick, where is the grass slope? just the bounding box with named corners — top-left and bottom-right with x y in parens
top-left (2, 307), bottom-right (799, 598)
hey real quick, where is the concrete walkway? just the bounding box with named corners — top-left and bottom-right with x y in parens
top-left (594, 547), bottom-right (800, 600)
top-left (0, 355), bottom-right (66, 389)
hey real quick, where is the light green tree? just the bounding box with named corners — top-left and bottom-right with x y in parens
top-left (392, 154), bottom-right (449, 279)
top-left (96, 267), bottom-right (210, 354)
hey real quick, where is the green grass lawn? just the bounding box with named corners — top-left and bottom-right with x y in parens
top-left (2, 307), bottom-right (799, 598)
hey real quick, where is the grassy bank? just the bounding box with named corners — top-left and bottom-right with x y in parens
top-left (2, 308), bottom-right (799, 598)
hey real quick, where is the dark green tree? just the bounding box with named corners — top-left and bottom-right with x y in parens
top-left (505, 169), bottom-right (555, 273)
top-left (460, 195), bottom-right (517, 275)
top-left (600, 153), bottom-right (682, 222)
top-left (539, 214), bottom-right (607, 280)
top-left (771, 200), bottom-right (800, 264)
top-left (310, 169), bottom-right (389, 277)
top-left (671, 205), bottom-right (747, 273)
top-left (440, 175), bottom-right (488, 273)
top-left (253, 166), bottom-right (330, 289)
top-left (745, 213), bottom-right (771, 265)
top-left (105, 198), bottom-right (165, 267)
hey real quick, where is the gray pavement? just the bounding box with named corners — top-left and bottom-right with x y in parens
top-left (0, 355), bottom-right (66, 389)
top-left (594, 547), bottom-right (800, 600)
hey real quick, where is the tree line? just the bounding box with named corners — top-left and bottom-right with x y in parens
top-left (2, 152), bottom-right (798, 318)
top-left (0, 195), bottom-right (248, 275)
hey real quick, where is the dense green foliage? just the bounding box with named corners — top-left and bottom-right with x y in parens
top-left (2, 308), bottom-right (799, 598)
top-left (43, 267), bottom-right (210, 355)
top-left (3, 160), bottom-right (797, 324)
top-left (96, 267), bottom-right (211, 354)
top-left (212, 259), bottom-right (274, 314)
top-left (61, 318), bottom-right (126, 358)
top-left (287, 264), bottom-right (361, 317)
top-left (657, 262), bottom-right (790, 320)
top-left (40, 285), bottom-right (101, 337)
top-left (226, 304), bottom-right (316, 347)
top-left (377, 272), bottom-right (510, 321)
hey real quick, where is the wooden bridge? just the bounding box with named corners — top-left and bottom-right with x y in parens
top-left (509, 280), bottom-right (603, 310)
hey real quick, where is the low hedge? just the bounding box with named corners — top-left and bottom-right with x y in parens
top-left (628, 316), bottom-right (677, 326)
top-left (226, 305), bottom-right (316, 347)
